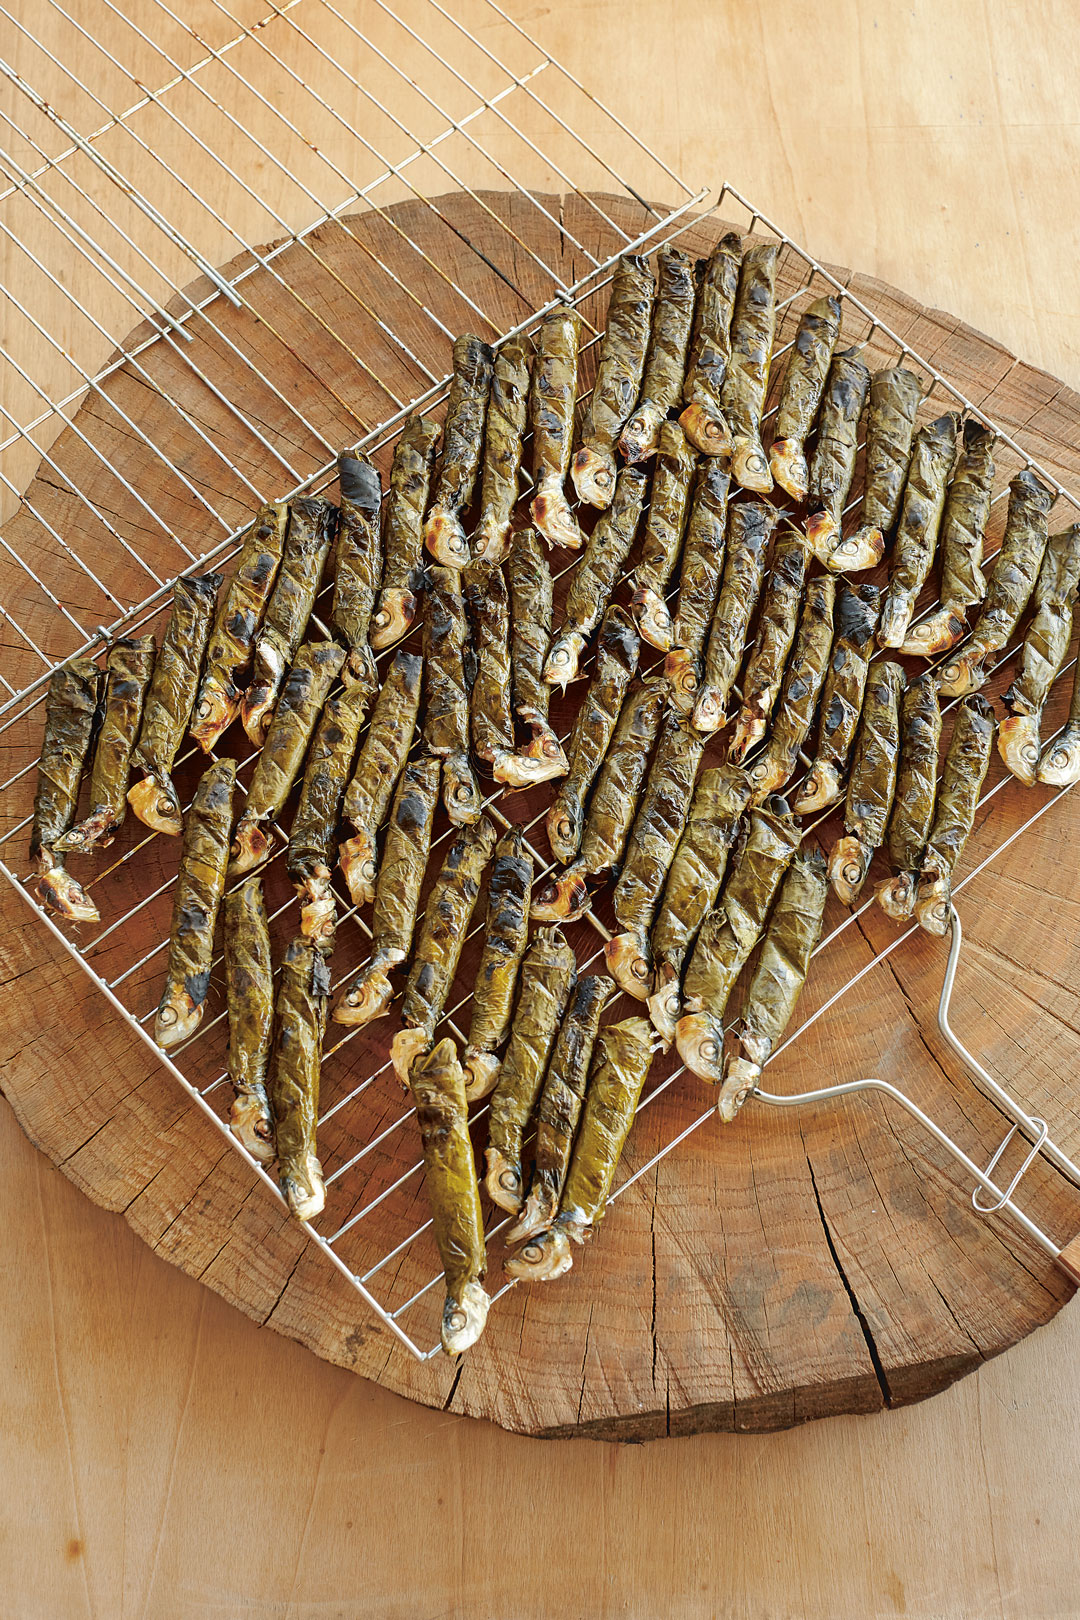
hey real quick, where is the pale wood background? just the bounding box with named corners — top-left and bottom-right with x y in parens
top-left (4, 0), bottom-right (1080, 1614)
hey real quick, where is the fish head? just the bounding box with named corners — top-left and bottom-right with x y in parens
top-left (792, 760), bottom-right (842, 815)
top-left (228, 1094), bottom-right (277, 1163)
top-left (768, 437), bottom-right (809, 502)
top-left (604, 929), bottom-right (652, 1001)
top-left (154, 988), bottom-right (205, 1050)
top-left (828, 525), bottom-right (884, 574)
top-left (503, 1226), bottom-right (574, 1283)
top-left (631, 584), bottom-right (674, 652)
top-left (571, 446), bottom-right (616, 509)
top-left (423, 507), bottom-right (471, 570)
top-left (717, 1055), bottom-right (761, 1124)
top-left (679, 400), bottom-right (732, 459)
top-left (530, 862), bottom-right (590, 923)
top-left (730, 434), bottom-right (773, 495)
top-left (390, 1026), bottom-right (431, 1087)
top-left (484, 1145), bottom-right (524, 1214)
top-left (997, 713), bottom-right (1040, 787)
top-left (127, 775), bottom-right (183, 837)
top-left (664, 647), bottom-right (700, 714)
top-left (463, 1048), bottom-right (501, 1102)
top-left (370, 588), bottom-right (417, 651)
top-left (1037, 725), bottom-right (1080, 788)
top-left (874, 870), bottom-right (917, 923)
top-left (34, 860), bottom-right (100, 924)
top-left (542, 631), bottom-right (586, 690)
top-left (280, 1153), bottom-right (326, 1222)
top-left (441, 1280), bottom-right (490, 1356)
top-left (228, 815), bottom-right (272, 878)
top-left (338, 829), bottom-right (378, 909)
top-left (675, 1011), bottom-right (725, 1083)
top-left (828, 834), bottom-right (870, 904)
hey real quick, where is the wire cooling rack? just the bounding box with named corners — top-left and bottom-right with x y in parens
top-left (1, 0), bottom-right (1079, 1363)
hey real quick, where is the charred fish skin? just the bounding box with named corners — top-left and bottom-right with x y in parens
top-left (794, 582), bottom-right (881, 814)
top-left (729, 532), bottom-right (808, 764)
top-left (878, 412), bottom-right (959, 648)
top-left (606, 710), bottom-right (706, 1000)
top-left (648, 764), bottom-right (753, 1047)
top-left (473, 334), bottom-right (532, 564)
top-left (902, 418), bottom-right (996, 658)
top-left (719, 240), bottom-right (780, 494)
top-left (678, 231), bottom-right (742, 457)
top-left (422, 564), bottom-right (481, 825)
top-left (287, 677), bottom-right (374, 943)
top-left (332, 453), bottom-right (383, 686)
top-left (875, 673), bottom-right (942, 922)
top-left (691, 499), bottom-right (777, 735)
top-left (191, 502), bottom-right (286, 751)
top-left (718, 849), bottom-right (828, 1123)
top-left (229, 640), bottom-right (346, 878)
top-left (392, 815), bottom-right (498, 1082)
top-left (55, 636), bottom-right (155, 855)
top-left (805, 347), bottom-right (871, 565)
top-left (746, 574), bottom-right (837, 805)
top-left (338, 647), bottom-right (423, 908)
top-left (241, 499), bottom-right (336, 748)
top-left (629, 420), bottom-right (698, 651)
top-left (547, 604), bottom-right (639, 866)
top-left (154, 756), bottom-right (235, 1049)
top-left (463, 826), bottom-right (534, 1100)
top-left (129, 572), bottom-right (221, 836)
top-left (573, 253), bottom-right (655, 506)
top-left (828, 659), bottom-right (905, 905)
top-left (407, 1039), bottom-right (491, 1356)
top-left (529, 305), bottom-right (585, 551)
top-left (484, 926), bottom-right (577, 1213)
top-left (619, 244), bottom-right (697, 464)
top-left (938, 468), bottom-right (1056, 697)
top-left (768, 294), bottom-right (842, 501)
top-left (269, 934), bottom-right (331, 1223)
top-left (333, 755), bottom-right (440, 1030)
top-left (544, 465), bottom-right (648, 690)
top-left (1000, 522), bottom-right (1080, 784)
top-left (916, 693), bottom-right (995, 935)
top-left (425, 334), bottom-right (494, 570)
top-left (506, 973), bottom-right (615, 1244)
top-left (843, 367), bottom-right (923, 570)
top-left (372, 416), bottom-right (439, 648)
top-left (666, 460), bottom-right (731, 715)
top-left (505, 527), bottom-right (566, 776)
top-left (224, 875), bottom-right (276, 1162)
top-left (31, 658), bottom-right (102, 922)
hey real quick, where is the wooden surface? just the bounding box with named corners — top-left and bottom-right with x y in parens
top-left (4, 0), bottom-right (1080, 1613)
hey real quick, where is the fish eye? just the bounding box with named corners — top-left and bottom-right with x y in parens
top-left (522, 1243), bottom-right (543, 1262)
top-left (447, 1309), bottom-right (467, 1332)
top-left (701, 1039), bottom-right (719, 1061)
top-left (498, 1169), bottom-right (519, 1193)
top-left (631, 958), bottom-right (649, 981)
top-left (158, 1006), bottom-right (176, 1026)
top-left (595, 468), bottom-right (612, 488)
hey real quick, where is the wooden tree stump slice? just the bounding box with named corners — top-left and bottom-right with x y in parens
top-left (2, 191), bottom-right (1080, 1441)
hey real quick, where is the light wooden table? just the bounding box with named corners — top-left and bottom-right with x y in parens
top-left (4, 1), bottom-right (1080, 1614)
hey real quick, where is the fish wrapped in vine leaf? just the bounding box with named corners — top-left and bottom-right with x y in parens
top-left (55, 635), bottom-right (155, 855)
top-left (746, 575), bottom-right (836, 804)
top-left (573, 253), bottom-right (655, 506)
top-left (719, 240), bottom-right (780, 494)
top-left (691, 500), bottom-right (777, 735)
top-left (547, 604), bottom-right (639, 866)
top-left (423, 564), bottom-right (481, 824)
top-left (937, 469), bottom-right (1056, 696)
top-left (505, 974), bottom-right (614, 1244)
top-left (287, 675), bottom-right (375, 943)
top-left (606, 710), bottom-right (706, 999)
top-left (841, 368), bottom-right (922, 572)
top-left (678, 231), bottom-right (741, 457)
top-left (191, 502), bottom-right (285, 750)
top-left (875, 673), bottom-right (942, 921)
top-left (619, 245), bottom-right (697, 464)
top-left (532, 677), bottom-right (665, 923)
top-left (409, 1038), bottom-right (491, 1355)
top-left (463, 559), bottom-right (513, 765)
top-left (424, 334), bottom-right (494, 569)
top-left (230, 640), bottom-right (345, 876)
top-left (30, 658), bottom-right (102, 921)
top-left (793, 583), bottom-right (881, 813)
top-left (269, 933), bottom-right (331, 1222)
top-left (390, 815), bottom-right (497, 1082)
top-left (333, 755), bottom-right (439, 1029)
top-left (463, 826), bottom-right (533, 1100)
top-left (999, 522), bottom-right (1080, 783)
top-left (648, 764), bottom-right (753, 1046)
top-left (372, 416), bottom-right (439, 647)
top-left (902, 420), bottom-right (997, 657)
top-left (805, 348), bottom-right (871, 565)
top-left (241, 499), bottom-right (336, 746)
top-left (718, 850), bottom-right (828, 1123)
top-left (878, 412), bottom-right (959, 648)
top-left (675, 797), bottom-right (801, 1083)
top-left (828, 660), bottom-right (905, 903)
top-left (485, 926), bottom-right (577, 1213)
top-left (154, 756), bottom-right (235, 1048)
top-left (331, 453), bottom-right (382, 686)
top-left (728, 532), bottom-right (807, 763)
top-left (505, 528), bottom-right (567, 778)
top-left (665, 461), bottom-right (731, 714)
top-left (529, 305), bottom-right (584, 551)
top-left (543, 466), bottom-right (648, 689)
top-left (224, 875), bottom-right (276, 1162)
top-left (504, 1017), bottom-right (655, 1282)
top-left (472, 333), bottom-right (532, 564)
top-left (629, 420), bottom-right (697, 650)
top-left (915, 694), bottom-right (995, 935)
top-left (338, 648), bottom-right (422, 907)
top-left (129, 572), bottom-right (221, 835)
top-left (768, 295), bottom-right (842, 501)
